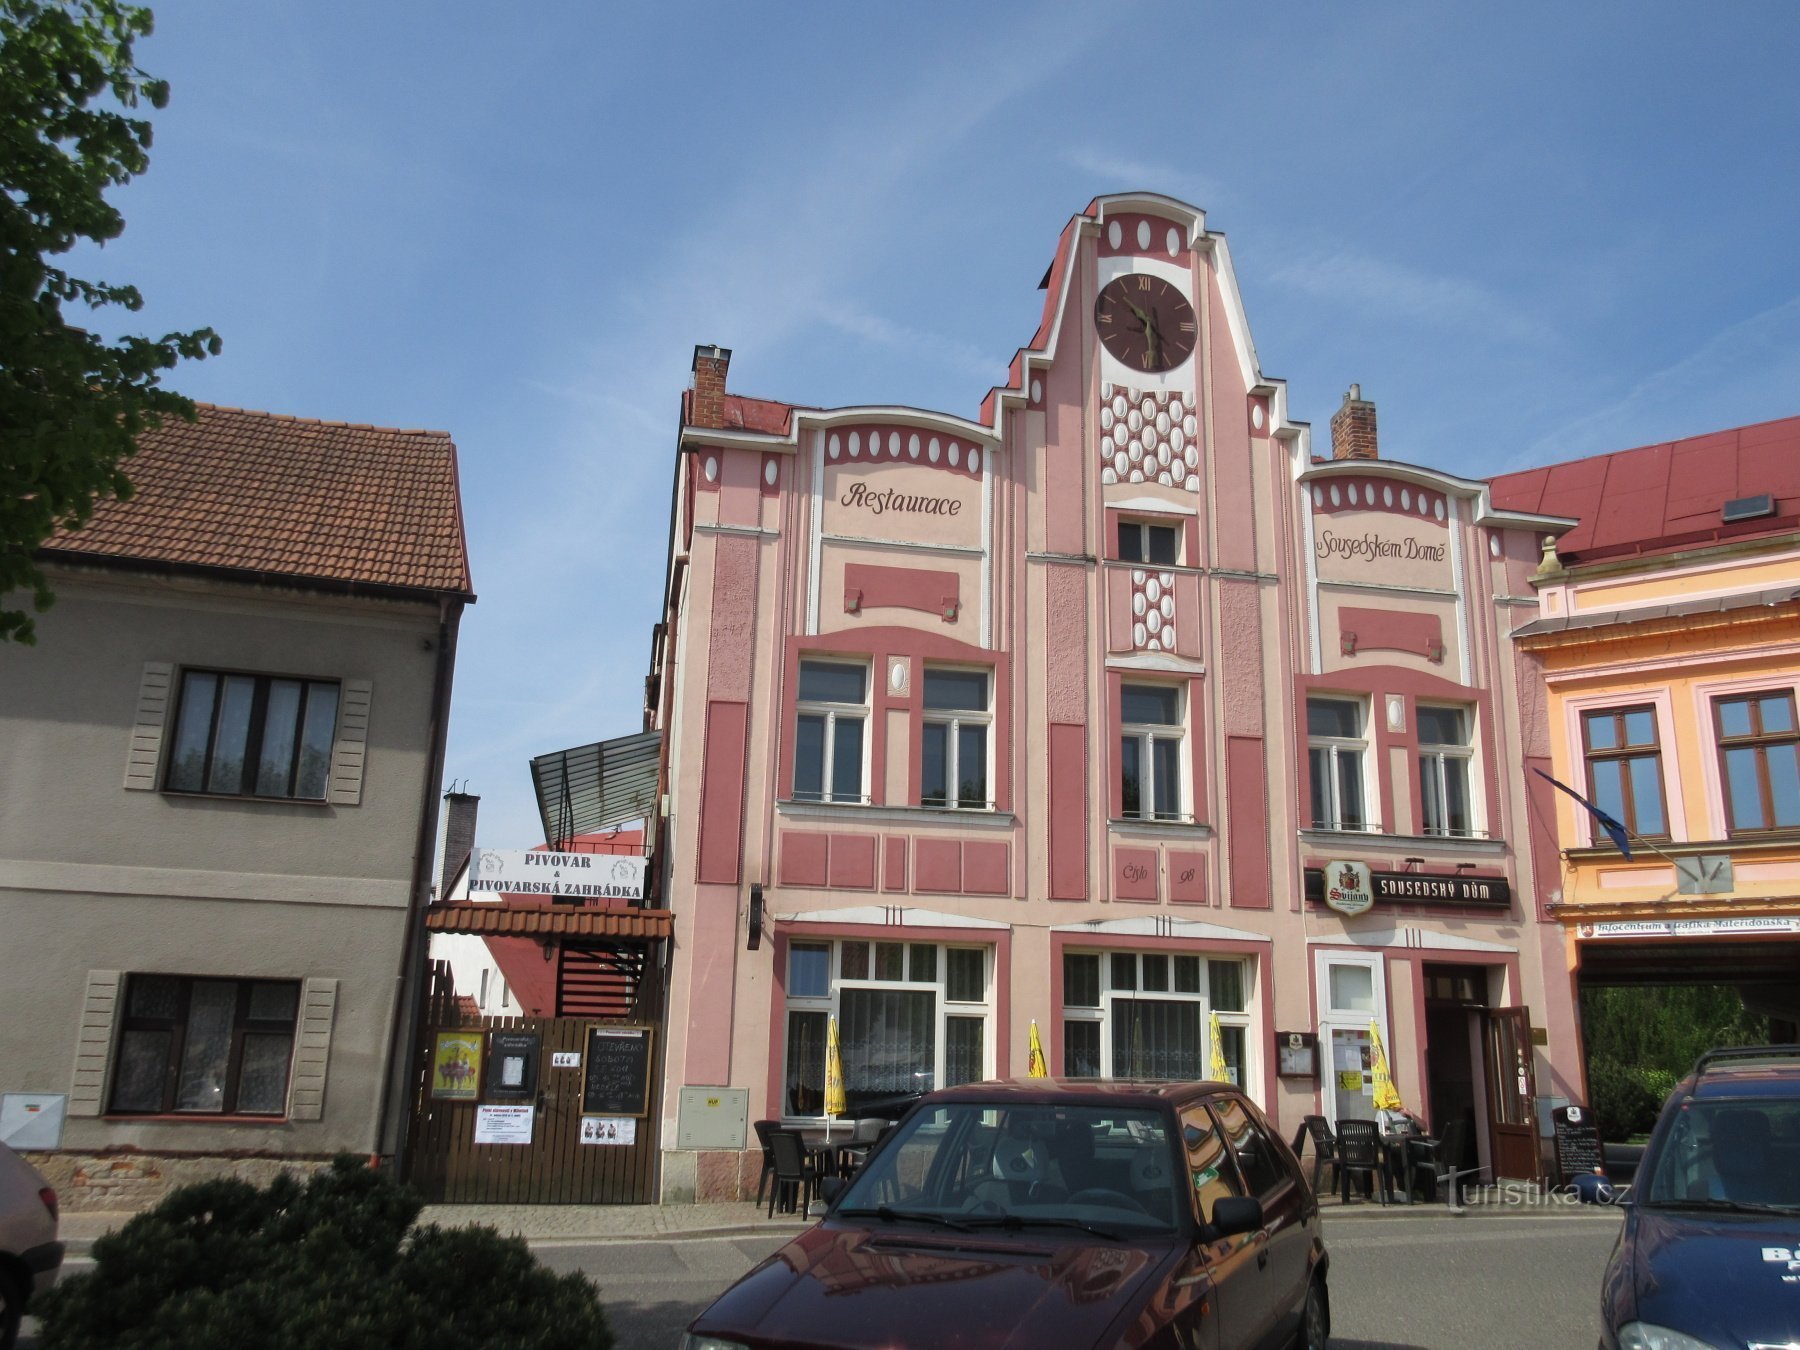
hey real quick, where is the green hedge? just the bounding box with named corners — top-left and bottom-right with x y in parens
top-left (36, 1156), bottom-right (612, 1350)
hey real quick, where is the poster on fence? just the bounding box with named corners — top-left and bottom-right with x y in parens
top-left (580, 1115), bottom-right (637, 1146)
top-left (430, 1031), bottom-right (483, 1100)
top-left (474, 1104), bottom-right (535, 1145)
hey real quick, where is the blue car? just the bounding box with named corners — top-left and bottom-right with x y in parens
top-left (1600, 1046), bottom-right (1800, 1350)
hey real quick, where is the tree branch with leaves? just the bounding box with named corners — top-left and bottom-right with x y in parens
top-left (1, 0), bottom-right (218, 643)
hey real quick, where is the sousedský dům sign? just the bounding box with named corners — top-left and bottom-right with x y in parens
top-left (1305, 865), bottom-right (1512, 910)
top-left (470, 849), bottom-right (646, 901)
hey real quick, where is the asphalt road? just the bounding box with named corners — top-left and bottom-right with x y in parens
top-left (554, 1208), bottom-right (1625, 1349)
top-left (27, 1207), bottom-right (1624, 1349)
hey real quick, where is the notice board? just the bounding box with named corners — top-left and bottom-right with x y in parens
top-left (582, 1025), bottom-right (654, 1118)
top-left (1552, 1104), bottom-right (1604, 1182)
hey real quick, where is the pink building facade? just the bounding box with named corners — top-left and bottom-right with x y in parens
top-left (647, 194), bottom-right (1581, 1201)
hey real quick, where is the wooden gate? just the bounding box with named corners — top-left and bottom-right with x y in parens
top-left (403, 961), bottom-right (664, 1203)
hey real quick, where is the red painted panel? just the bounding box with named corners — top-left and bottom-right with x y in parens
top-left (1526, 755), bottom-right (1559, 921)
top-left (1174, 572), bottom-right (1202, 659)
top-left (915, 838), bottom-right (962, 893)
top-left (883, 836), bottom-right (907, 892)
top-left (688, 883), bottom-right (740, 1083)
top-left (1226, 735), bottom-right (1270, 909)
top-left (963, 841), bottom-right (1009, 896)
top-left (696, 700), bottom-right (747, 885)
top-left (778, 831), bottom-right (828, 888)
top-left (1169, 850), bottom-right (1207, 904)
top-left (718, 446), bottom-right (763, 528)
top-left (1048, 723), bottom-right (1088, 900)
top-left (1113, 846), bottom-right (1159, 902)
top-left (828, 834), bottom-right (878, 890)
top-left (1339, 606), bottom-right (1443, 661)
top-left (1106, 565), bottom-right (1134, 652)
top-left (844, 563), bottom-right (960, 621)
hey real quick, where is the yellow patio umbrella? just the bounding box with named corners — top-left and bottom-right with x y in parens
top-left (1369, 1020), bottom-right (1404, 1112)
top-left (1026, 1019), bottom-right (1048, 1077)
top-left (823, 1014), bottom-right (847, 1140)
top-left (1208, 1010), bottom-right (1231, 1083)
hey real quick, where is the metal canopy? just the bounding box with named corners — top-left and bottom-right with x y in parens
top-left (530, 731), bottom-right (661, 848)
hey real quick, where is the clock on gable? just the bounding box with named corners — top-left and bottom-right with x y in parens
top-left (1094, 273), bottom-right (1197, 373)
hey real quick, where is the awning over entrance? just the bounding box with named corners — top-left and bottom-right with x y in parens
top-left (530, 730), bottom-right (661, 847)
top-left (425, 902), bottom-right (673, 941)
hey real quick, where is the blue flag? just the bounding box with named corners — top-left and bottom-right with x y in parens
top-left (1532, 767), bottom-right (1633, 860)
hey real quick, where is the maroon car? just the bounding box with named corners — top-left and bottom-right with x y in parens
top-left (683, 1078), bottom-right (1328, 1350)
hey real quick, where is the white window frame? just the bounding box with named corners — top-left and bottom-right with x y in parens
top-left (780, 939), bottom-right (993, 1123)
top-left (793, 658), bottom-right (870, 805)
top-left (1417, 702), bottom-right (1481, 838)
top-left (1313, 949), bottom-right (1389, 1130)
top-left (1307, 695), bottom-right (1375, 833)
top-left (1121, 682), bottom-right (1188, 823)
top-left (1118, 518), bottom-right (1181, 566)
top-left (921, 665), bottom-right (993, 811)
top-left (1061, 949), bottom-right (1258, 1101)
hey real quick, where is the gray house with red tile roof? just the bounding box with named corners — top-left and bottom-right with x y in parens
top-left (0, 403), bottom-right (473, 1209)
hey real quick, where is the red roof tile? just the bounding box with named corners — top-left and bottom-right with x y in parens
top-left (42, 403), bottom-right (474, 597)
top-left (1489, 414), bottom-right (1800, 562)
top-left (681, 389), bottom-right (798, 436)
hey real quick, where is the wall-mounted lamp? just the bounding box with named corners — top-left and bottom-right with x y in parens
top-left (747, 884), bottom-right (764, 951)
top-left (1453, 862), bottom-right (1475, 874)
top-left (1402, 857), bottom-right (1425, 872)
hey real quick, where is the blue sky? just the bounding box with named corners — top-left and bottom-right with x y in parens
top-left (87, 1), bottom-right (1800, 851)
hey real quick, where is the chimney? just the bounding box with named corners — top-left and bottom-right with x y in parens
top-left (1330, 384), bottom-right (1378, 461)
top-left (435, 790), bottom-right (479, 900)
top-left (690, 344), bottom-right (732, 429)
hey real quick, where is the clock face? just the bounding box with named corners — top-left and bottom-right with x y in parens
top-left (1094, 273), bottom-right (1197, 373)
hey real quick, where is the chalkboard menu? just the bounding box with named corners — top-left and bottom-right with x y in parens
top-left (582, 1025), bottom-right (654, 1117)
top-left (1553, 1104), bottom-right (1604, 1183)
top-left (486, 1032), bottom-right (540, 1102)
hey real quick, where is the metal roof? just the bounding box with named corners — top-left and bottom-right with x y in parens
top-left (530, 731), bottom-right (661, 847)
top-left (1511, 585), bottom-right (1800, 639)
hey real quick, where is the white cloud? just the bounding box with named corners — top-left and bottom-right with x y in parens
top-left (1269, 247), bottom-right (1549, 345)
top-left (1063, 147), bottom-right (1226, 213)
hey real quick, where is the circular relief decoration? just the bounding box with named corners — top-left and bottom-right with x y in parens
top-left (1094, 274), bottom-right (1198, 373)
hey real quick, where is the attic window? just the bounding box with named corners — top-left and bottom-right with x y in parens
top-left (1722, 493), bottom-right (1774, 523)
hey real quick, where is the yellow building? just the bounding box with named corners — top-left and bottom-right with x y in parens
top-left (1495, 415), bottom-right (1800, 1046)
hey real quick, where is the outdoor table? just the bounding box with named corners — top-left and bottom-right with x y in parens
top-left (800, 1130), bottom-right (866, 1181)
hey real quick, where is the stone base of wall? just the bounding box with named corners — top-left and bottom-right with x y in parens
top-left (661, 1148), bottom-right (762, 1204)
top-left (25, 1151), bottom-right (340, 1213)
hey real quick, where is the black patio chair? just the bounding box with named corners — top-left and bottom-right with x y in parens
top-left (1291, 1115), bottom-right (1340, 1195)
top-left (752, 1119), bottom-right (780, 1208)
top-left (1415, 1118), bottom-right (1482, 1212)
top-left (1334, 1118), bottom-right (1389, 1206)
top-left (766, 1127), bottom-right (822, 1218)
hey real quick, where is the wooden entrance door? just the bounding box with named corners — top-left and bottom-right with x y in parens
top-left (1483, 1007), bottom-right (1540, 1181)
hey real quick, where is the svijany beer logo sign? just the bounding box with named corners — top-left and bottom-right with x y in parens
top-left (1325, 860), bottom-right (1373, 916)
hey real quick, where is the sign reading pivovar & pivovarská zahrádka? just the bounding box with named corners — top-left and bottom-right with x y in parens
top-left (582, 1025), bottom-right (654, 1117)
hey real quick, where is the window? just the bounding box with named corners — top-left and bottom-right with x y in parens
top-left (922, 668), bottom-right (991, 809)
top-left (1307, 697), bottom-right (1370, 831)
top-left (1062, 951), bottom-right (1251, 1086)
top-left (1582, 705), bottom-right (1667, 838)
top-left (1715, 692), bottom-right (1800, 834)
top-left (1120, 684), bottom-right (1185, 821)
top-left (793, 659), bottom-right (868, 804)
top-left (1417, 705), bottom-right (1475, 837)
top-left (1212, 1096), bottom-right (1291, 1198)
top-left (1118, 519), bottom-right (1180, 565)
top-left (166, 670), bottom-right (339, 800)
top-left (1180, 1105), bottom-right (1246, 1224)
top-left (782, 940), bottom-right (991, 1118)
top-left (110, 975), bottom-right (299, 1116)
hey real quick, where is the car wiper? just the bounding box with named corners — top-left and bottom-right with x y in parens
top-left (964, 1213), bottom-right (1121, 1242)
top-left (838, 1205), bottom-right (973, 1232)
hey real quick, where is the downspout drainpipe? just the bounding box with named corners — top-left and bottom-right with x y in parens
top-left (376, 595), bottom-right (462, 1175)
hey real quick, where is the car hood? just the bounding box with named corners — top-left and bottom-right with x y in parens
top-left (1623, 1206), bottom-right (1800, 1347)
top-left (693, 1221), bottom-right (1178, 1350)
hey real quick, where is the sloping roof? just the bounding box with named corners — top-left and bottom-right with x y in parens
top-left (42, 402), bottom-right (474, 597)
top-left (425, 903), bottom-right (672, 941)
top-left (681, 389), bottom-right (798, 436)
top-left (1489, 414), bottom-right (1800, 563)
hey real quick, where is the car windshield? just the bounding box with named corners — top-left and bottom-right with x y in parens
top-left (1640, 1096), bottom-right (1800, 1212)
top-left (834, 1102), bottom-right (1184, 1236)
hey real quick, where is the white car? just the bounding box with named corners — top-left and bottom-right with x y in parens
top-left (0, 1143), bottom-right (61, 1350)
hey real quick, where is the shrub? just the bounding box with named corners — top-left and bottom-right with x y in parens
top-left (1587, 1057), bottom-right (1664, 1141)
top-left (35, 1155), bottom-right (612, 1350)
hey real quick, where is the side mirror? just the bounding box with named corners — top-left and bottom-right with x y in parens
top-left (1208, 1195), bottom-right (1264, 1238)
top-left (818, 1175), bottom-right (847, 1206)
